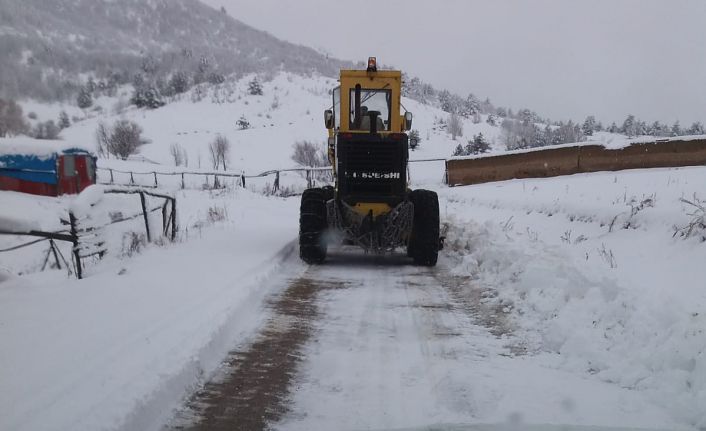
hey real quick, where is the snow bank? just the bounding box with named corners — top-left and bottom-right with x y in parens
top-left (0, 214), bottom-right (40, 232)
top-left (442, 166), bottom-right (706, 429)
top-left (0, 188), bottom-right (301, 431)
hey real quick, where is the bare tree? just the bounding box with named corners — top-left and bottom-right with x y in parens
top-left (448, 113), bottom-right (463, 140)
top-left (0, 98), bottom-right (28, 137)
top-left (169, 143), bottom-right (186, 166)
top-left (95, 120), bottom-right (148, 160)
top-left (209, 135), bottom-right (230, 170)
top-left (291, 140), bottom-right (330, 181)
top-left (95, 122), bottom-right (109, 157)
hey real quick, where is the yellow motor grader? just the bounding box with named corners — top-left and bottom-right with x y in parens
top-left (299, 57), bottom-right (440, 266)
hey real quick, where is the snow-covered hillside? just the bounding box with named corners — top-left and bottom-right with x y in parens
top-left (18, 72), bottom-right (507, 180)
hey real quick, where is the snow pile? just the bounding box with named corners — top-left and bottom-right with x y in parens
top-left (0, 213), bottom-right (40, 233)
top-left (441, 166), bottom-right (706, 428)
top-left (0, 187), bottom-right (302, 431)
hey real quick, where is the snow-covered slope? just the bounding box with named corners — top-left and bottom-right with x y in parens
top-left (25, 72), bottom-right (502, 180)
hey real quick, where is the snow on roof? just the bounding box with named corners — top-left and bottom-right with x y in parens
top-left (0, 136), bottom-right (93, 158)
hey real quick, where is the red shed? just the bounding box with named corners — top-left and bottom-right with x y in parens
top-left (0, 138), bottom-right (96, 197)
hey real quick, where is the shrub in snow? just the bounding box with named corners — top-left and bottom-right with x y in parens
top-left (248, 77), bottom-right (263, 96)
top-left (207, 205), bottom-right (228, 224)
top-left (673, 196), bottom-right (706, 242)
top-left (408, 129), bottom-right (421, 150)
top-left (236, 115), bottom-right (250, 130)
top-left (27, 111), bottom-right (38, 120)
top-left (207, 72), bottom-right (225, 85)
top-left (0, 98), bottom-right (28, 137)
top-left (120, 232), bottom-right (146, 257)
top-left (96, 120), bottom-right (149, 160)
top-left (130, 86), bottom-right (165, 109)
top-left (32, 120), bottom-right (61, 140)
top-left (168, 71), bottom-right (190, 95)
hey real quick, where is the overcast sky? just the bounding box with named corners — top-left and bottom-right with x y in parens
top-left (204, 0), bottom-right (706, 125)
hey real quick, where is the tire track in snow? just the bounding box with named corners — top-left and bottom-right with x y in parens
top-left (165, 271), bottom-right (347, 431)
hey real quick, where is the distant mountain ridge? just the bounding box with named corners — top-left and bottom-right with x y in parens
top-left (0, 0), bottom-right (352, 100)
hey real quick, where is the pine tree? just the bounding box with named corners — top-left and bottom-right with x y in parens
top-left (621, 115), bottom-right (636, 137)
top-left (438, 90), bottom-right (453, 112)
top-left (582, 115), bottom-right (596, 136)
top-left (466, 133), bottom-right (490, 154)
top-left (452, 143), bottom-right (465, 157)
top-left (671, 121), bottom-right (682, 137)
top-left (464, 93), bottom-right (480, 117)
top-left (77, 87), bottom-right (93, 109)
top-left (248, 77), bottom-right (263, 96)
top-left (486, 113), bottom-right (497, 126)
top-left (58, 111), bottom-right (70, 129)
top-left (408, 129), bottom-right (421, 150)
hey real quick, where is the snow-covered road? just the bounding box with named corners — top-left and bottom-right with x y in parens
top-left (168, 248), bottom-right (684, 431)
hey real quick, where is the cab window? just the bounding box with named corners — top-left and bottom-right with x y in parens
top-left (333, 86), bottom-right (341, 129)
top-left (349, 88), bottom-right (391, 131)
top-left (63, 155), bottom-right (76, 177)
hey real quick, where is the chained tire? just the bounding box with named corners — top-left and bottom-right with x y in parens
top-left (407, 189), bottom-right (440, 266)
top-left (299, 188), bottom-right (328, 264)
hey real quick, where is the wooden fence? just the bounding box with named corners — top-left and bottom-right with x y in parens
top-left (446, 138), bottom-right (706, 186)
top-left (0, 188), bottom-right (176, 279)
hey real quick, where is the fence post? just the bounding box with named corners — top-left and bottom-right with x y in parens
top-left (139, 192), bottom-right (151, 242)
top-left (213, 175), bottom-right (220, 189)
top-left (170, 197), bottom-right (177, 241)
top-left (109, 169), bottom-right (114, 184)
top-left (306, 169), bottom-right (313, 189)
top-left (181, 172), bottom-right (185, 189)
top-left (130, 172), bottom-right (135, 185)
top-left (69, 212), bottom-right (82, 279)
top-left (273, 171), bottom-right (280, 194)
top-left (161, 202), bottom-right (168, 236)
top-left (153, 172), bottom-right (158, 187)
top-left (241, 173), bottom-right (246, 188)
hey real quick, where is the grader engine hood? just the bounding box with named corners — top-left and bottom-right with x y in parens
top-left (336, 133), bottom-right (409, 208)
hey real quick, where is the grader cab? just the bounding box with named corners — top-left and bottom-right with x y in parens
top-left (299, 57), bottom-right (440, 265)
